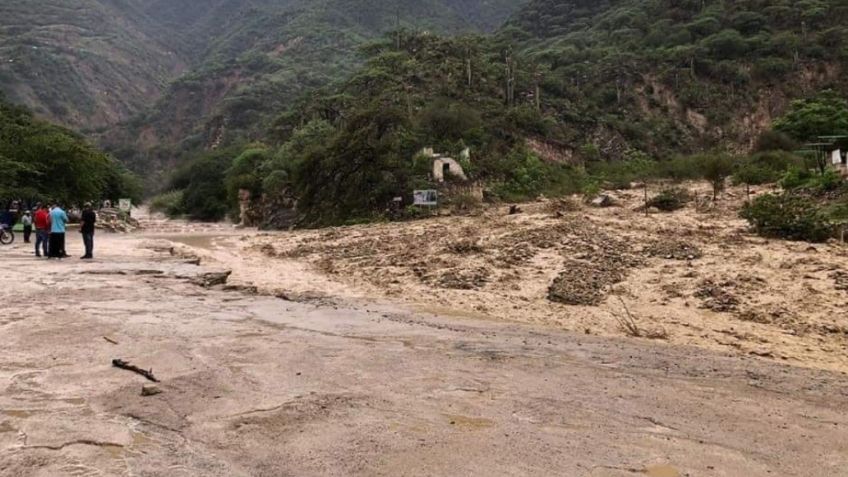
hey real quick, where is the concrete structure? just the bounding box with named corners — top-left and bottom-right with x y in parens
top-left (830, 149), bottom-right (848, 176)
top-left (432, 157), bottom-right (468, 182)
top-left (419, 148), bottom-right (469, 183)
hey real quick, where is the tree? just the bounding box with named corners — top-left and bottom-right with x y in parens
top-left (703, 29), bottom-right (749, 58)
top-left (754, 130), bottom-right (797, 152)
top-left (226, 146), bottom-right (271, 205)
top-left (773, 90), bottom-right (848, 141)
top-left (734, 162), bottom-right (771, 202)
top-left (171, 147), bottom-right (241, 221)
top-left (0, 98), bottom-right (138, 203)
top-left (294, 106), bottom-right (414, 225)
top-left (699, 154), bottom-right (736, 200)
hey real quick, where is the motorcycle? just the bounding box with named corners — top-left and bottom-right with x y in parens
top-left (0, 224), bottom-right (14, 245)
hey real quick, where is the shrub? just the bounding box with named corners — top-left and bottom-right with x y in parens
top-left (741, 193), bottom-right (833, 242)
top-left (732, 151), bottom-right (803, 189)
top-left (754, 131), bottom-right (797, 153)
top-left (647, 187), bottom-right (690, 212)
top-left (780, 167), bottom-right (816, 190)
top-left (811, 168), bottom-right (845, 192)
top-left (582, 180), bottom-right (601, 201)
top-left (149, 190), bottom-right (185, 217)
top-left (448, 193), bottom-right (482, 212)
top-left (780, 167), bottom-right (845, 192)
top-left (733, 162), bottom-right (779, 188)
top-left (657, 155), bottom-right (703, 181)
top-left (587, 155), bottom-right (658, 189)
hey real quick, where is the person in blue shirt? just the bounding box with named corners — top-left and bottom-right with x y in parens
top-left (48, 203), bottom-right (69, 259)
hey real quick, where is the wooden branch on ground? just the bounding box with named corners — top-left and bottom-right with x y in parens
top-left (112, 359), bottom-right (159, 382)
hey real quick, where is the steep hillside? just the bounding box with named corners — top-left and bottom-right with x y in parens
top-left (497, 0), bottom-right (848, 157)
top-left (99, 0), bottom-right (523, 180)
top-left (0, 0), bottom-right (522, 180)
top-left (0, 0), bottom-right (188, 129)
top-left (147, 0), bottom-right (848, 226)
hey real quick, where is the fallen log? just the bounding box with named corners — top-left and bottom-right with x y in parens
top-left (112, 359), bottom-right (159, 383)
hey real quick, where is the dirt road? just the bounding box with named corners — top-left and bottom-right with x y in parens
top-left (1, 224), bottom-right (847, 476)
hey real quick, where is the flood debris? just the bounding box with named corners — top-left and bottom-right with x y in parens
top-left (190, 270), bottom-right (232, 288)
top-left (831, 270), bottom-right (848, 292)
top-left (610, 297), bottom-right (668, 340)
top-left (695, 279), bottom-right (741, 312)
top-left (433, 267), bottom-right (491, 290)
top-left (447, 239), bottom-right (485, 255)
top-left (240, 181), bottom-right (848, 371)
top-left (97, 208), bottom-right (141, 233)
top-left (644, 240), bottom-right (703, 260)
top-left (141, 385), bottom-right (163, 397)
top-left (589, 194), bottom-right (615, 208)
top-left (548, 260), bottom-right (625, 306)
top-left (113, 359), bottom-right (159, 383)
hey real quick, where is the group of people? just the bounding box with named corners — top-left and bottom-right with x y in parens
top-left (6, 202), bottom-right (97, 259)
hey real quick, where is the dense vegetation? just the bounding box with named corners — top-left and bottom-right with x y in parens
top-left (497, 0), bottom-right (848, 156)
top-left (0, 0), bottom-right (521, 182)
top-left (0, 97), bottom-right (140, 204)
top-left (149, 24), bottom-right (848, 236)
top-left (9, 0), bottom-right (848, 235)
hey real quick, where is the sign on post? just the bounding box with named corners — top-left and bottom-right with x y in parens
top-left (413, 190), bottom-right (438, 207)
top-left (118, 199), bottom-right (132, 212)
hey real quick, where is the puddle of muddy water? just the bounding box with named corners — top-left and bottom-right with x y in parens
top-left (644, 464), bottom-right (680, 477)
top-left (444, 414), bottom-right (495, 430)
top-left (130, 430), bottom-right (159, 450)
top-left (59, 398), bottom-right (86, 406)
top-left (154, 235), bottom-right (222, 251)
top-left (2, 410), bottom-right (36, 418)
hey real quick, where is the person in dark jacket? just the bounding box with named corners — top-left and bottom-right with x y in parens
top-left (80, 202), bottom-right (96, 259)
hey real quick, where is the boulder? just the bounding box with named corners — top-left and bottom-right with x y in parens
top-left (190, 270), bottom-right (232, 288)
top-left (590, 195), bottom-right (614, 208)
top-left (141, 385), bottom-right (162, 396)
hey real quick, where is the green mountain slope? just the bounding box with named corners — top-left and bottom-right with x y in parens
top-left (152, 0), bottom-right (848, 226)
top-left (0, 0), bottom-right (187, 129)
top-left (99, 0), bottom-right (523, 180)
top-left (496, 0), bottom-right (848, 157)
top-left (0, 0), bottom-right (517, 168)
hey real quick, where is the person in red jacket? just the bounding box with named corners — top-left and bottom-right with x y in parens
top-left (33, 203), bottom-right (50, 258)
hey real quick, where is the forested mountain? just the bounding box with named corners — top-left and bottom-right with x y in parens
top-left (7, 0), bottom-right (848, 227)
top-left (147, 0), bottom-right (848, 226)
top-left (498, 0), bottom-right (848, 157)
top-left (0, 1), bottom-right (186, 129)
top-left (100, 0), bottom-right (521, 180)
top-left (0, 0), bottom-right (522, 182)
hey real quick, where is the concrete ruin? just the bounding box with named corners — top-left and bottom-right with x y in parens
top-left (420, 148), bottom-right (469, 183)
top-left (831, 149), bottom-right (848, 176)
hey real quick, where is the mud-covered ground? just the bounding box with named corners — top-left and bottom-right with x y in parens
top-left (230, 184), bottom-right (848, 373)
top-left (1, 194), bottom-right (847, 476)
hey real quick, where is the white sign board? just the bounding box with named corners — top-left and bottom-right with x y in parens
top-left (413, 190), bottom-right (438, 207)
top-left (118, 199), bottom-right (132, 212)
